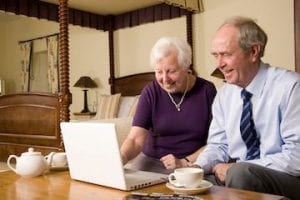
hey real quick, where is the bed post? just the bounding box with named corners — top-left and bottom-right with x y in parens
top-left (58, 0), bottom-right (71, 152)
top-left (58, 0), bottom-right (71, 123)
top-left (108, 16), bottom-right (116, 94)
top-left (186, 12), bottom-right (197, 76)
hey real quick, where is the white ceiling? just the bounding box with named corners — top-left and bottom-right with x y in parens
top-left (42, 0), bottom-right (162, 15)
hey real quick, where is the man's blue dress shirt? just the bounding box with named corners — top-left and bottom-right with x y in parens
top-left (196, 62), bottom-right (300, 176)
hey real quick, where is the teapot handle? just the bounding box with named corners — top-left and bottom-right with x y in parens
top-left (7, 155), bottom-right (18, 173)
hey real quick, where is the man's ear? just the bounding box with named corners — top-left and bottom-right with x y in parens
top-left (251, 44), bottom-right (261, 61)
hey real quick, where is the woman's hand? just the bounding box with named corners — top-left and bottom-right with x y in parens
top-left (120, 126), bottom-right (147, 165)
top-left (159, 146), bottom-right (206, 170)
top-left (160, 154), bottom-right (186, 170)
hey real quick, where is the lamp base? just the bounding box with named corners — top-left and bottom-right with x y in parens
top-left (81, 89), bottom-right (90, 113)
top-left (80, 108), bottom-right (91, 113)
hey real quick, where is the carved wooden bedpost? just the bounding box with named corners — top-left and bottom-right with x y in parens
top-left (58, 0), bottom-right (71, 123)
top-left (186, 12), bottom-right (197, 76)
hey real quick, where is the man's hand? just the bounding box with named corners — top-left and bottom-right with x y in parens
top-left (212, 163), bottom-right (234, 184)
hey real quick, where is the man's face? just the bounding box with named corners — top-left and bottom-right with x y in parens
top-left (211, 25), bottom-right (257, 88)
top-left (154, 52), bottom-right (188, 94)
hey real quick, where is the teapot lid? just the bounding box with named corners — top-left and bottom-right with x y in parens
top-left (21, 148), bottom-right (42, 156)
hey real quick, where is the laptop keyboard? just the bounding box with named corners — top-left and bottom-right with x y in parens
top-left (124, 169), bottom-right (168, 190)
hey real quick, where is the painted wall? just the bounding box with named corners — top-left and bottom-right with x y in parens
top-left (69, 26), bottom-right (108, 114)
top-left (0, 0), bottom-right (294, 118)
top-left (115, 17), bottom-right (186, 77)
top-left (0, 16), bottom-right (59, 93)
top-left (0, 20), bottom-right (5, 84)
top-left (116, 0), bottom-right (294, 88)
top-left (194, 0), bottom-right (294, 87)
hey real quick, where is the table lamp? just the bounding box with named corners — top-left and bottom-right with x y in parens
top-left (210, 68), bottom-right (225, 79)
top-left (74, 76), bottom-right (97, 113)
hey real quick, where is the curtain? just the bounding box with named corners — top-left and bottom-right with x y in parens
top-left (19, 41), bottom-right (32, 92)
top-left (46, 35), bottom-right (59, 94)
top-left (159, 0), bottom-right (204, 13)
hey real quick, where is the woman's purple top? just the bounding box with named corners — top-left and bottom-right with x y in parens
top-left (133, 77), bottom-right (217, 159)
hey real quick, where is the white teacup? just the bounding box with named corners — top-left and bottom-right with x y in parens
top-left (168, 167), bottom-right (204, 188)
top-left (45, 152), bottom-right (68, 168)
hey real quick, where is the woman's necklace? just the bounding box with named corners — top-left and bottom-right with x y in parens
top-left (167, 77), bottom-right (189, 111)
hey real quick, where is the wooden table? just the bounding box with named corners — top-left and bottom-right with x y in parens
top-left (0, 170), bottom-right (286, 200)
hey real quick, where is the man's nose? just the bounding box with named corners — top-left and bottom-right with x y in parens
top-left (216, 56), bottom-right (225, 68)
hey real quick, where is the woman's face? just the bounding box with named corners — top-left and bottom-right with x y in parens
top-left (154, 52), bottom-right (188, 93)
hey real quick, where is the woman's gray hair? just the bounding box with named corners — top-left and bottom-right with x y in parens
top-left (220, 16), bottom-right (268, 57)
top-left (150, 37), bottom-right (192, 69)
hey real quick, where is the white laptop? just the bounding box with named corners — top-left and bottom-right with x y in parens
top-left (60, 121), bottom-right (167, 191)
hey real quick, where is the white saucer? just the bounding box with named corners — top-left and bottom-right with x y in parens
top-left (166, 180), bottom-right (213, 195)
top-left (49, 166), bottom-right (69, 171)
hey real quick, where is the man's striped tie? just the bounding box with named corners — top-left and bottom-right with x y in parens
top-left (240, 89), bottom-right (260, 160)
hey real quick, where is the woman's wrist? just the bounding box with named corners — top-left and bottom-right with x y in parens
top-left (184, 157), bottom-right (193, 167)
top-left (179, 157), bottom-right (192, 167)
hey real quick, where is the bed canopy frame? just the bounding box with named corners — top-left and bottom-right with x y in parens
top-left (0, 0), bottom-right (195, 160)
top-left (53, 0), bottom-right (300, 155)
top-left (0, 0), bottom-right (299, 161)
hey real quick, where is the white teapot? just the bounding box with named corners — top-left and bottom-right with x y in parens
top-left (7, 147), bottom-right (49, 178)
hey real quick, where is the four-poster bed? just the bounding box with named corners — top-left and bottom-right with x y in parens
top-left (0, 0), bottom-right (299, 161)
top-left (0, 0), bottom-right (70, 161)
top-left (0, 0), bottom-right (195, 161)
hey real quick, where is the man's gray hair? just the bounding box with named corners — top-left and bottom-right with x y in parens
top-left (220, 16), bottom-right (268, 57)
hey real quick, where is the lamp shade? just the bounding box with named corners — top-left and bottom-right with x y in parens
top-left (210, 68), bottom-right (224, 79)
top-left (74, 76), bottom-right (97, 88)
top-left (74, 76), bottom-right (97, 113)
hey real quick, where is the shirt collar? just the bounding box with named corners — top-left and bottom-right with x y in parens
top-left (246, 62), bottom-right (268, 98)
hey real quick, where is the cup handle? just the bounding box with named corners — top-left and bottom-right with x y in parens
top-left (168, 173), bottom-right (177, 185)
top-left (7, 155), bottom-right (17, 173)
top-left (45, 152), bottom-right (56, 166)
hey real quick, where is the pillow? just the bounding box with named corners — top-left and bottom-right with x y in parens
top-left (94, 93), bottom-right (121, 119)
top-left (91, 117), bottom-right (133, 145)
top-left (117, 96), bottom-right (137, 118)
top-left (128, 95), bottom-right (140, 117)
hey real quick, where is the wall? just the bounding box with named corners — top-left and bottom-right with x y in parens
top-left (0, 17), bottom-right (109, 116)
top-left (0, 16), bottom-right (59, 93)
top-left (0, 0), bottom-right (294, 118)
top-left (68, 25), bottom-right (108, 114)
top-left (194, 0), bottom-right (294, 87)
top-left (116, 0), bottom-right (294, 88)
top-left (0, 20), bottom-right (4, 83)
top-left (115, 17), bottom-right (186, 77)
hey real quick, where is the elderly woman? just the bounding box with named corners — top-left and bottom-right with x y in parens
top-left (120, 37), bottom-right (216, 174)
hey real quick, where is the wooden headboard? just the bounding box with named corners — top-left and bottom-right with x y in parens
top-left (111, 72), bottom-right (155, 96)
top-left (0, 93), bottom-right (61, 161)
